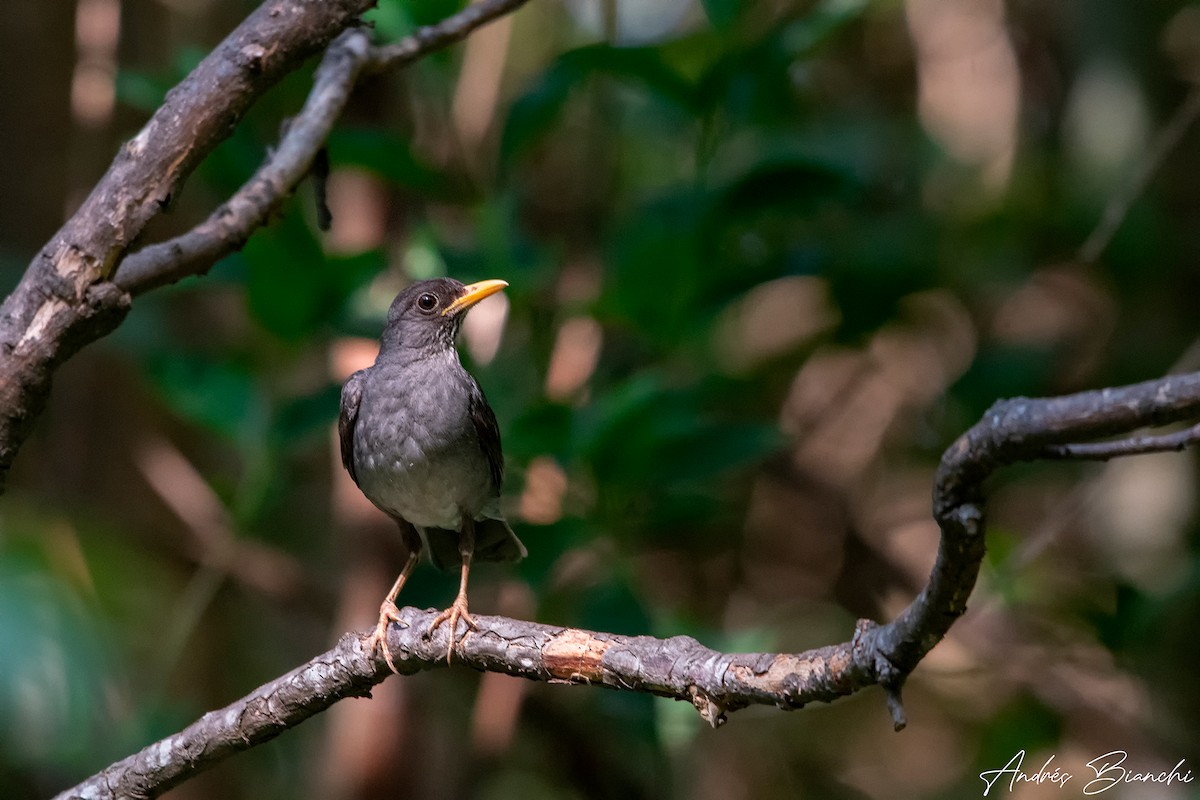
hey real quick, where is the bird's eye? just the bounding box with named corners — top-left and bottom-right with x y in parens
top-left (416, 293), bottom-right (438, 312)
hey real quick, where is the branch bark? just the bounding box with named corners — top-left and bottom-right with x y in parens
top-left (51, 611), bottom-right (870, 800)
top-left (53, 370), bottom-right (1200, 799)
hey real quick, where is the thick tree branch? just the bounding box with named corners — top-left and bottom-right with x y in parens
top-left (54, 609), bottom-right (879, 800)
top-left (0, 0), bottom-right (533, 489)
top-left (0, 0), bottom-right (376, 490)
top-left (54, 370), bottom-right (1200, 799)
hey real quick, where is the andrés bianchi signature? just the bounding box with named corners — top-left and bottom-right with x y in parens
top-left (979, 749), bottom-right (1193, 796)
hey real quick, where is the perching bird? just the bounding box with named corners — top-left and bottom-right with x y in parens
top-left (339, 277), bottom-right (525, 669)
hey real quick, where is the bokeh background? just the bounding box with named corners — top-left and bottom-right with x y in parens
top-left (3, 0), bottom-right (1200, 798)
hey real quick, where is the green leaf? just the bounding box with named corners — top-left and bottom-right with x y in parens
top-left (0, 555), bottom-right (110, 766)
top-left (271, 383), bottom-right (342, 447)
top-left (114, 69), bottom-right (169, 112)
top-left (146, 354), bottom-right (262, 440)
top-left (663, 421), bottom-right (781, 483)
top-left (361, 0), bottom-right (413, 40)
top-left (603, 193), bottom-right (707, 345)
top-left (976, 697), bottom-right (1063, 777)
top-left (780, 0), bottom-right (873, 58)
top-left (701, 0), bottom-right (743, 31)
top-left (327, 128), bottom-right (456, 198)
top-left (508, 402), bottom-right (574, 462)
top-left (241, 208), bottom-right (382, 340)
top-left (574, 374), bottom-right (776, 492)
top-left (501, 44), bottom-right (696, 165)
top-left (242, 215), bottom-right (327, 339)
top-left (406, 0), bottom-right (466, 28)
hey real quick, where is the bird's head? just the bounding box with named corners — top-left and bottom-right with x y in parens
top-left (379, 277), bottom-right (508, 357)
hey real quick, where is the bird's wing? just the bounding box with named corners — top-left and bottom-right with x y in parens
top-left (338, 369), bottom-right (365, 485)
top-left (467, 379), bottom-right (504, 493)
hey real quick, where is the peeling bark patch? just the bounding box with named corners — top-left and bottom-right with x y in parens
top-left (542, 629), bottom-right (610, 682)
top-left (15, 299), bottom-right (69, 355)
top-left (52, 244), bottom-right (95, 298)
top-left (689, 685), bottom-right (727, 728)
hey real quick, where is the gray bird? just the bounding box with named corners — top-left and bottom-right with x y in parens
top-left (339, 277), bottom-right (525, 669)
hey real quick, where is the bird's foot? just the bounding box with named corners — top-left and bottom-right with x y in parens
top-left (428, 594), bottom-right (477, 663)
top-left (366, 599), bottom-right (406, 674)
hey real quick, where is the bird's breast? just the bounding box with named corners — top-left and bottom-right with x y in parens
top-left (351, 360), bottom-right (494, 530)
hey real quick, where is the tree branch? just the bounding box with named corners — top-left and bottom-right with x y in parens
top-left (113, 0), bottom-right (534, 296)
top-left (54, 370), bottom-right (1200, 799)
top-left (0, 0), bottom-right (533, 489)
top-left (0, 0), bottom-right (376, 490)
top-left (53, 609), bottom-right (881, 800)
top-left (876, 372), bottom-right (1200, 682)
top-left (111, 27), bottom-right (372, 295)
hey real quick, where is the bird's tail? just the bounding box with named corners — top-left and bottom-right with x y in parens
top-left (474, 516), bottom-right (527, 564)
top-left (425, 515), bottom-right (526, 571)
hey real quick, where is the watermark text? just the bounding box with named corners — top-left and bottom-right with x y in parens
top-left (980, 750), bottom-right (1192, 796)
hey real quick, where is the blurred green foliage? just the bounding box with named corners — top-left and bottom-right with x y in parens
top-left (4, 0), bottom-right (1200, 798)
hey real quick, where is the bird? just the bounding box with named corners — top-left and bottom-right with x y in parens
top-left (338, 277), bottom-right (526, 670)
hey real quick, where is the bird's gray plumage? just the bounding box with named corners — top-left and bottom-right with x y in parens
top-left (338, 278), bottom-right (525, 571)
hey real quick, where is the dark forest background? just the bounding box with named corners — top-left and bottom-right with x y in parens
top-left (2, 1), bottom-right (1200, 798)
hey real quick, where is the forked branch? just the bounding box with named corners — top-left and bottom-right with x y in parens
top-left (0, 0), bottom-right (533, 489)
top-left (113, 0), bottom-right (534, 295)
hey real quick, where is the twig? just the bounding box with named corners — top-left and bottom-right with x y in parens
top-left (53, 631), bottom-right (378, 800)
top-left (1041, 420), bottom-right (1200, 460)
top-left (366, 0), bottom-right (530, 72)
top-left (1078, 88), bottom-right (1200, 264)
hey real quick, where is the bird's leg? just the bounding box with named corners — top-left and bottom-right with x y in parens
top-left (429, 517), bottom-right (478, 663)
top-left (367, 521), bottom-right (422, 674)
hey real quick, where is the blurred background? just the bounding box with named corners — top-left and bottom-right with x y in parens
top-left (2, 0), bottom-right (1200, 797)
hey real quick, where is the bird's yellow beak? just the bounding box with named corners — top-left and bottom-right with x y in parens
top-left (442, 279), bottom-right (509, 316)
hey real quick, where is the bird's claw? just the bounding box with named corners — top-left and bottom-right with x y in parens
top-left (429, 595), bottom-right (477, 663)
top-left (366, 599), bottom-right (406, 674)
